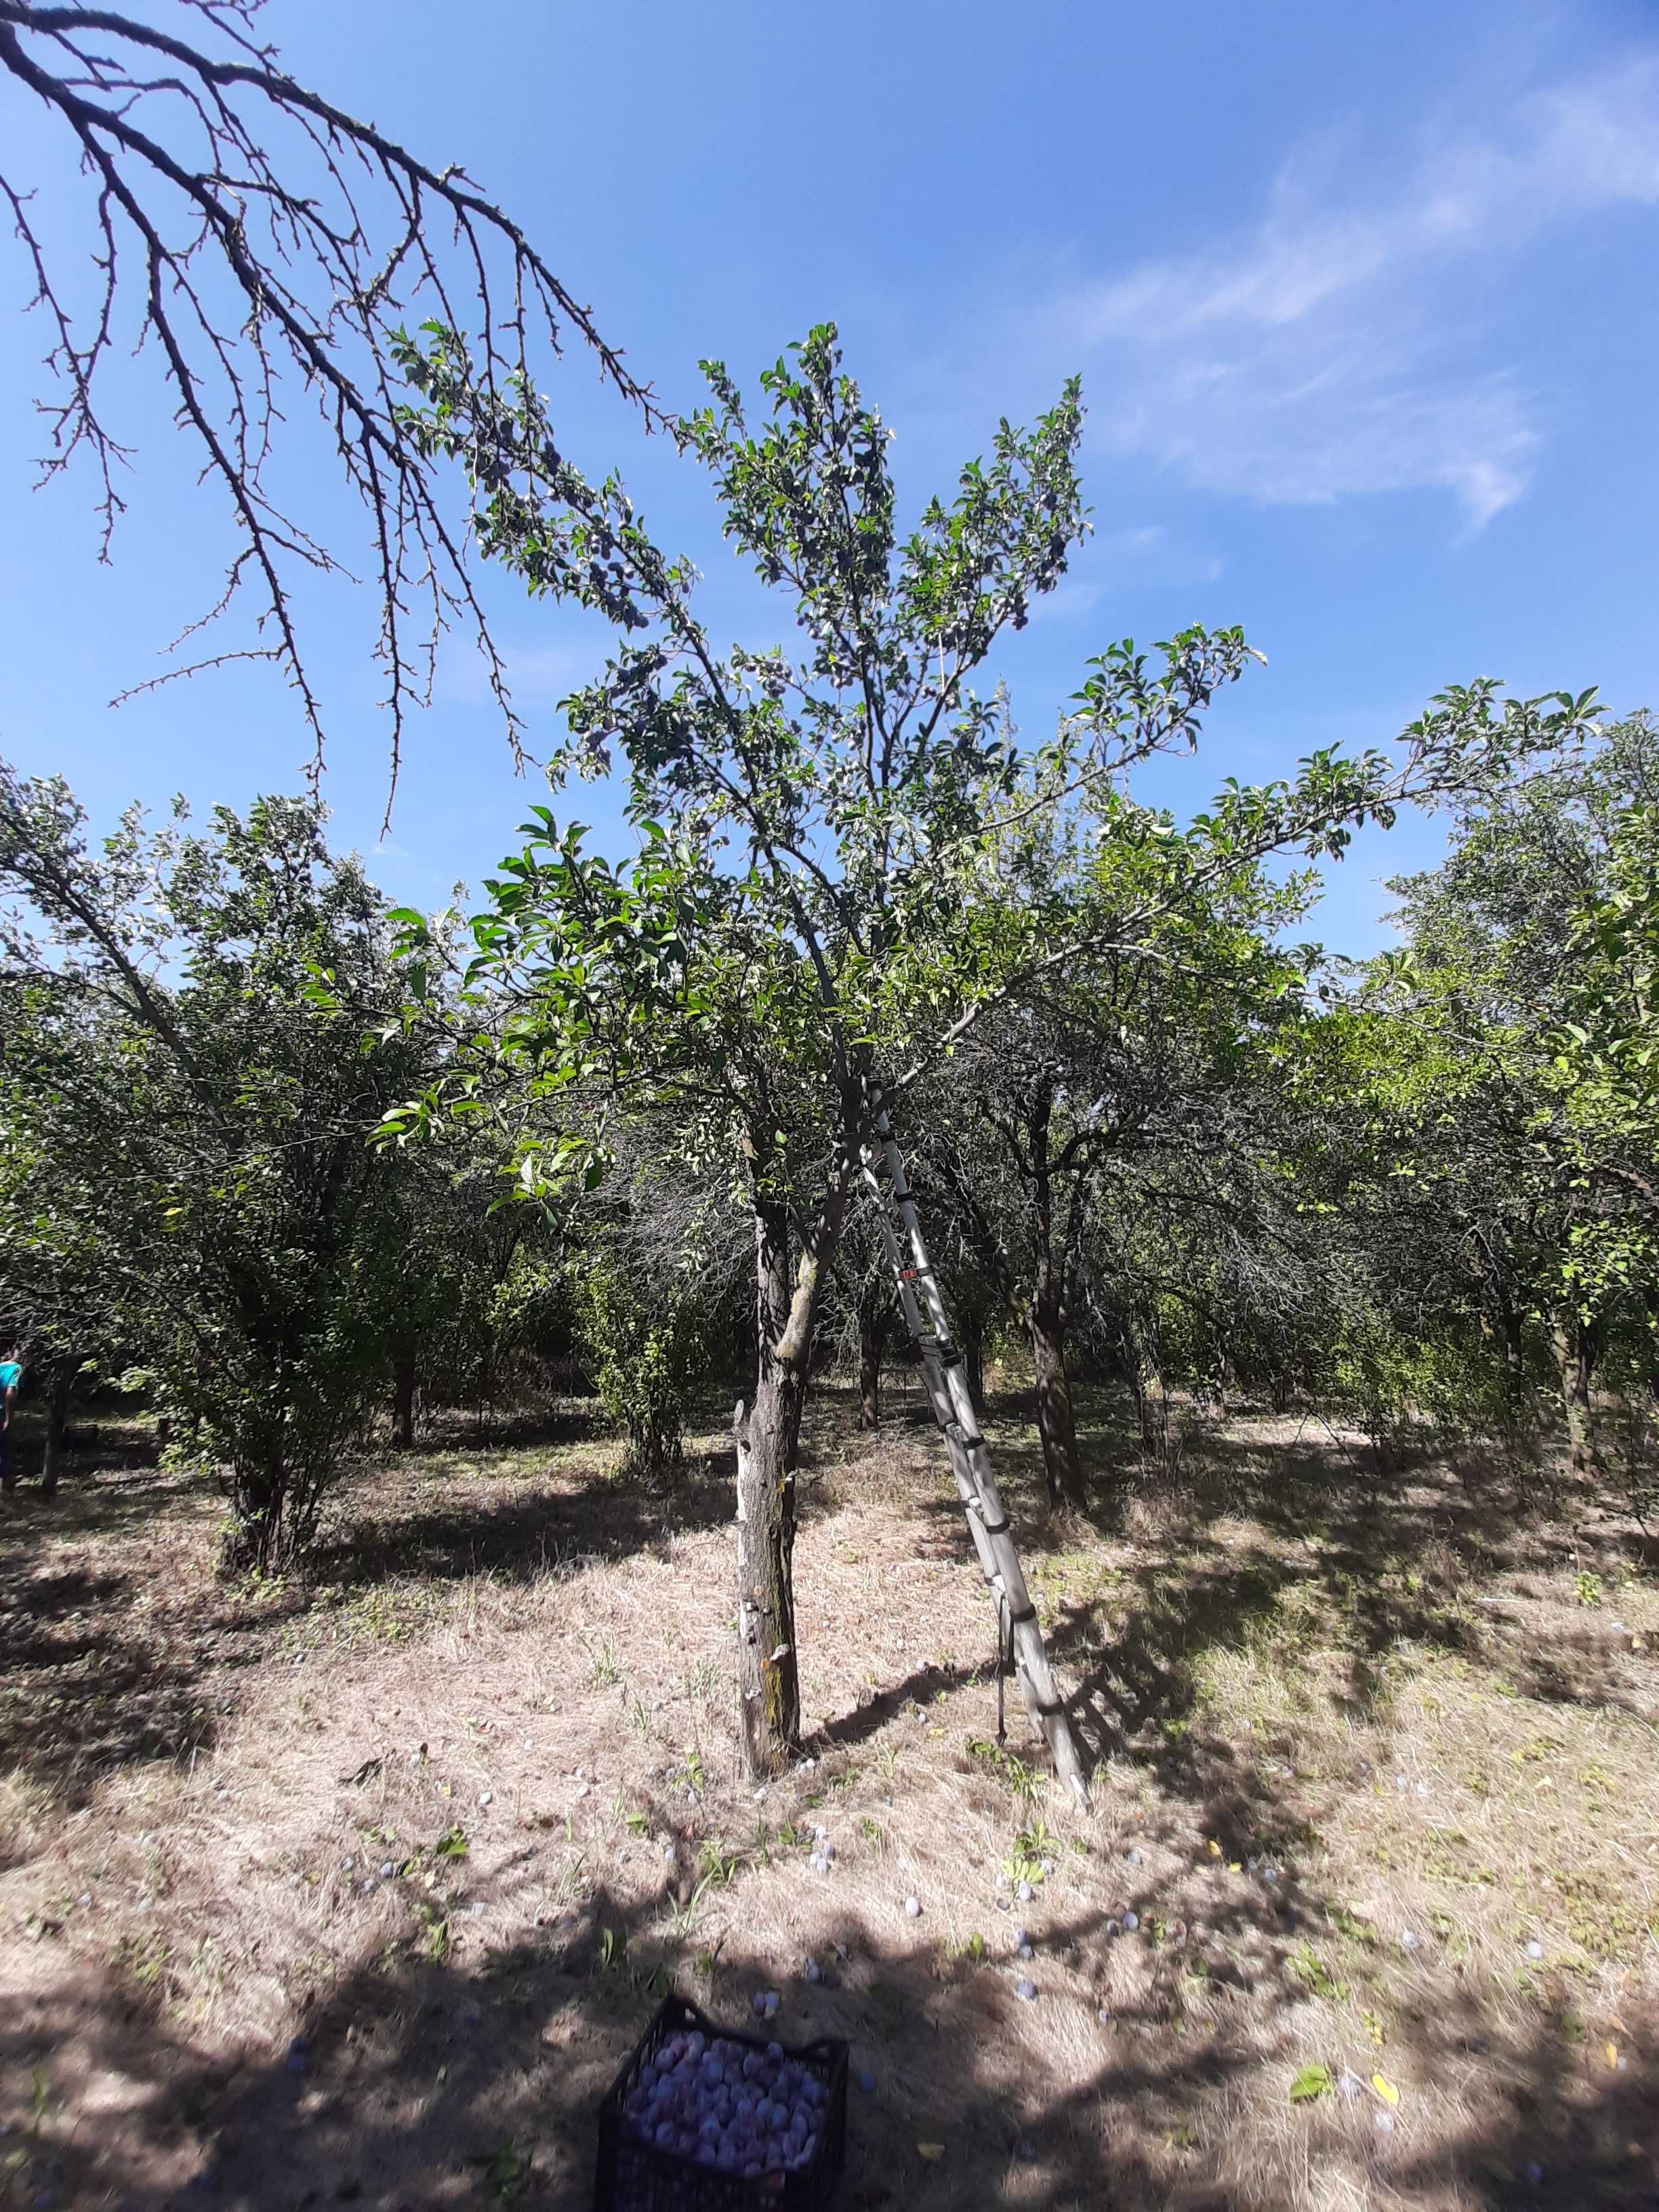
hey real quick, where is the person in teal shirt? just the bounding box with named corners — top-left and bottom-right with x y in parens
top-left (0, 1347), bottom-right (22, 1492)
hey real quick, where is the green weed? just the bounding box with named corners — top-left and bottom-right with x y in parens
top-left (1286, 1939), bottom-right (1347, 2001)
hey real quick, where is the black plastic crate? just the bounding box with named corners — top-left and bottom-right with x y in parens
top-left (593, 1992), bottom-right (848, 2211)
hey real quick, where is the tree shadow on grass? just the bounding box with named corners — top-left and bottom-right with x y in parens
top-left (304, 1462), bottom-right (737, 1597)
top-left (0, 1856), bottom-right (1307, 2212)
top-left (1015, 1397), bottom-right (1657, 1768)
top-left (0, 1470), bottom-right (237, 1820)
top-left (397, 1399), bottom-right (600, 1459)
top-left (9, 1387), bottom-right (1656, 2205)
top-left (0, 1436), bottom-right (737, 1822)
top-left (7, 1824), bottom-right (1655, 2211)
top-left (818, 1659), bottom-right (983, 1757)
top-left (1, 1441), bottom-right (177, 1544)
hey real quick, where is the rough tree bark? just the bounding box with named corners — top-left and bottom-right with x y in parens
top-left (734, 1370), bottom-right (802, 1774)
top-left (734, 1151), bottom-right (853, 1778)
top-left (1029, 1286), bottom-right (1083, 1513)
top-left (222, 1460), bottom-right (288, 1575)
top-left (1499, 1306), bottom-right (1526, 1402)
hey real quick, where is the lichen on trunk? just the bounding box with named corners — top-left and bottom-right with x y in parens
top-left (733, 1374), bottom-right (803, 1775)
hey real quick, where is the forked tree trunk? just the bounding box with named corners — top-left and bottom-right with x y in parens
top-left (1029, 1290), bottom-right (1085, 1512)
top-left (857, 1301), bottom-right (886, 1429)
top-left (865, 1093), bottom-right (1088, 1803)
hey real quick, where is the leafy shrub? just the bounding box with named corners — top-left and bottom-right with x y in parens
top-left (576, 1260), bottom-right (705, 1485)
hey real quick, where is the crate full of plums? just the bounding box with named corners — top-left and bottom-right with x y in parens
top-left (593, 1992), bottom-right (848, 2209)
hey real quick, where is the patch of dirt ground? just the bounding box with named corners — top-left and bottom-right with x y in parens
top-left (2, 1386), bottom-right (1658, 2209)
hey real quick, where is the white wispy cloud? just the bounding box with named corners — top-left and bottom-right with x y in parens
top-left (436, 633), bottom-right (604, 711)
top-left (1033, 526), bottom-right (1223, 622)
top-left (1049, 55), bottom-right (1659, 527)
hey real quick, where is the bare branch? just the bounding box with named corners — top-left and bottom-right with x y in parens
top-left (0, 0), bottom-right (662, 804)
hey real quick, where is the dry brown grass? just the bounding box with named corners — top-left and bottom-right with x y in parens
top-left (2, 1384), bottom-right (1657, 2209)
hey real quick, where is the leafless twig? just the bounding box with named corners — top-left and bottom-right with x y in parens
top-left (0, 0), bottom-right (663, 817)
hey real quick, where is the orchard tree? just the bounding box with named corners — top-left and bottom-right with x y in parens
top-left (1353, 716), bottom-right (1658, 1471)
top-left (924, 816), bottom-right (1314, 1508)
top-left (569, 1128), bottom-right (741, 1483)
top-left (352, 1103), bottom-right (575, 1448)
top-left (0, 761), bottom-right (445, 1564)
top-left (389, 322), bottom-right (1600, 1782)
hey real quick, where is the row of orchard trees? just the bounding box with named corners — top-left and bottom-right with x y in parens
top-left (833, 715), bottom-right (1659, 1509)
top-left (5, 711), bottom-right (1653, 1543)
top-left (0, 765), bottom-right (763, 1559)
top-left (905, 714), bottom-right (1659, 1500)
top-left (5, 326), bottom-right (1653, 1782)
top-left (0, 6), bottom-right (1650, 1788)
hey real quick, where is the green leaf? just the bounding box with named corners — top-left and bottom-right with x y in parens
top-left (1288, 2063), bottom-right (1332, 2105)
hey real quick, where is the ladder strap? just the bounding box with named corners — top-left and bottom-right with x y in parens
top-left (980, 1515), bottom-right (1009, 1537)
top-left (1007, 1602), bottom-right (1038, 1627)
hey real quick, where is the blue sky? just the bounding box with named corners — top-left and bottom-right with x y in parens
top-left (2, 0), bottom-right (1656, 951)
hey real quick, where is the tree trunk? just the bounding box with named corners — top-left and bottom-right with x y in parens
top-left (1029, 1291), bottom-right (1085, 1512)
top-left (1023, 1082), bottom-right (1086, 1514)
top-left (1555, 1316), bottom-right (1599, 1478)
top-left (221, 1456), bottom-right (289, 1576)
top-left (961, 1308), bottom-right (986, 1416)
top-left (735, 1367), bottom-right (803, 1776)
top-left (865, 1095), bottom-right (1088, 1804)
top-left (857, 1302), bottom-right (886, 1429)
top-left (1498, 1301), bottom-right (1525, 1404)
top-left (734, 1151), bottom-right (853, 1779)
top-left (393, 1357), bottom-right (416, 1451)
top-left (41, 1366), bottom-right (73, 1496)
